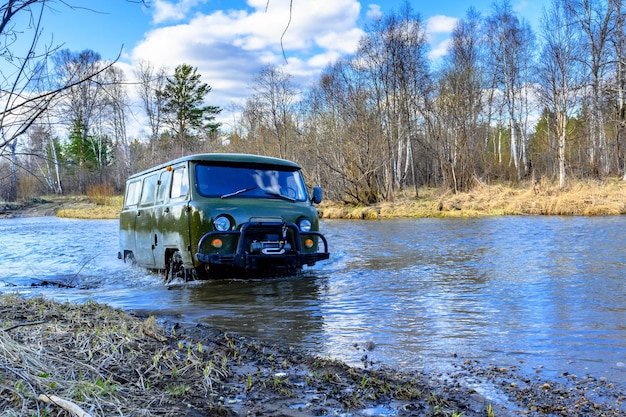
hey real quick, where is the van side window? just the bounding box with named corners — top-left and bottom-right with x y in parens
top-left (140, 174), bottom-right (158, 205)
top-left (124, 180), bottom-right (141, 208)
top-left (171, 167), bottom-right (188, 198)
top-left (156, 170), bottom-right (171, 203)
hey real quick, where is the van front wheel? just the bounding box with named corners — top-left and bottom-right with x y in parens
top-left (167, 251), bottom-right (184, 283)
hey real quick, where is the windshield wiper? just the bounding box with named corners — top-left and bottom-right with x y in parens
top-left (221, 187), bottom-right (257, 199)
top-left (265, 191), bottom-right (296, 202)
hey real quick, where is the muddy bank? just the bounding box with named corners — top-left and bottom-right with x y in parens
top-left (0, 294), bottom-right (624, 416)
top-left (0, 197), bottom-right (91, 219)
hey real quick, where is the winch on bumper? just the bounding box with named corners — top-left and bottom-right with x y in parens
top-left (196, 221), bottom-right (330, 270)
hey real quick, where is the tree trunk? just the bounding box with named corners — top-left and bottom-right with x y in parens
top-left (8, 139), bottom-right (18, 201)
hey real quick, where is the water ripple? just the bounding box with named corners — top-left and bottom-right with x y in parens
top-left (1, 216), bottom-right (625, 386)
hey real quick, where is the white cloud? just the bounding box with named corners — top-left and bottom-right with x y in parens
top-left (365, 4), bottom-right (382, 20)
top-left (315, 28), bottom-right (365, 55)
top-left (513, 0), bottom-right (530, 14)
top-left (428, 38), bottom-right (452, 62)
top-left (131, 0), bottom-right (364, 112)
top-left (426, 15), bottom-right (458, 34)
top-left (424, 15), bottom-right (457, 62)
top-left (152, 0), bottom-right (208, 24)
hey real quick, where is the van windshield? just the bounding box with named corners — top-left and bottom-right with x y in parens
top-left (195, 164), bottom-right (308, 201)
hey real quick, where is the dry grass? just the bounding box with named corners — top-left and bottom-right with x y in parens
top-left (86, 184), bottom-right (116, 206)
top-left (319, 178), bottom-right (626, 219)
top-left (0, 294), bottom-right (487, 416)
top-left (0, 294), bottom-right (234, 416)
top-left (56, 196), bottom-right (122, 220)
top-left (7, 178), bottom-right (626, 221)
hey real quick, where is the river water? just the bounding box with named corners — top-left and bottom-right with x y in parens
top-left (1, 215), bottom-right (625, 386)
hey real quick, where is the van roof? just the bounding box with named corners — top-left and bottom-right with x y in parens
top-left (128, 153), bottom-right (301, 179)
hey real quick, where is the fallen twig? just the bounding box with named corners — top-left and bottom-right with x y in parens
top-left (143, 328), bottom-right (167, 343)
top-left (38, 394), bottom-right (93, 417)
top-left (1, 320), bottom-right (45, 332)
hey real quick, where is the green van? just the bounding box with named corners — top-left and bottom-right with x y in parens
top-left (118, 153), bottom-right (330, 280)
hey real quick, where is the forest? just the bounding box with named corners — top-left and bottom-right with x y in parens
top-left (0, 0), bottom-right (625, 205)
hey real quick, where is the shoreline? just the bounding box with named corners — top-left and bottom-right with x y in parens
top-left (317, 179), bottom-right (626, 219)
top-left (3, 178), bottom-right (626, 221)
top-left (1, 294), bottom-right (624, 416)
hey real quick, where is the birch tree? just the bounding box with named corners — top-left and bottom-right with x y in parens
top-left (567, 0), bottom-right (618, 175)
top-left (435, 8), bottom-right (485, 192)
top-left (135, 60), bottom-right (166, 163)
top-left (357, 5), bottom-right (430, 199)
top-left (536, 0), bottom-right (585, 187)
top-left (101, 65), bottom-right (130, 188)
top-left (249, 65), bottom-right (298, 160)
top-left (485, 0), bottom-right (535, 180)
top-left (53, 49), bottom-right (108, 192)
top-left (613, 1), bottom-right (626, 179)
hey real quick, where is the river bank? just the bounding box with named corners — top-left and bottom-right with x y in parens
top-left (0, 195), bottom-right (121, 220)
top-left (2, 178), bottom-right (625, 220)
top-left (1, 294), bottom-right (624, 416)
top-left (318, 178), bottom-right (626, 219)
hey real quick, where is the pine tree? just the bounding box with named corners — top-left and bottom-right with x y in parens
top-left (159, 64), bottom-right (221, 155)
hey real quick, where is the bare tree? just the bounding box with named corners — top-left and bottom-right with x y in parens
top-left (355, 5), bottom-right (431, 199)
top-left (232, 96), bottom-right (269, 156)
top-left (0, 3), bottom-right (121, 150)
top-left (135, 60), bottom-right (166, 163)
top-left (0, 1), bottom-right (126, 200)
top-left (435, 8), bottom-right (486, 192)
top-left (249, 65), bottom-right (298, 160)
top-left (1, 1), bottom-right (56, 153)
top-left (100, 65), bottom-right (130, 189)
top-left (485, 0), bottom-right (535, 181)
top-left (301, 60), bottom-right (386, 204)
top-left (536, 0), bottom-right (585, 188)
top-left (614, 1), bottom-right (626, 179)
top-left (53, 49), bottom-right (109, 192)
top-left (23, 123), bottom-right (61, 194)
top-left (566, 0), bottom-right (618, 175)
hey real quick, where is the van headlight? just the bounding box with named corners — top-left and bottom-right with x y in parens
top-left (214, 215), bottom-right (232, 231)
top-left (298, 218), bottom-right (312, 232)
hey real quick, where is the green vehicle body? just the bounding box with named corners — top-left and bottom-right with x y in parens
top-left (118, 153), bottom-right (330, 280)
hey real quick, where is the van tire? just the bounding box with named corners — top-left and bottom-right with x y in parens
top-left (167, 251), bottom-right (184, 283)
top-left (124, 251), bottom-right (136, 265)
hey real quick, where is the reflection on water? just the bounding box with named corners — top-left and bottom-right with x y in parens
top-left (164, 276), bottom-right (327, 345)
top-left (1, 215), bottom-right (625, 385)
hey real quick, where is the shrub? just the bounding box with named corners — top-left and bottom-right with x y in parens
top-left (87, 183), bottom-right (115, 205)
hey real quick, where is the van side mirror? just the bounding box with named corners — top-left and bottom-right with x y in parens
top-left (312, 186), bottom-right (323, 204)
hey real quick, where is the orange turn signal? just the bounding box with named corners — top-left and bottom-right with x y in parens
top-left (211, 238), bottom-right (223, 248)
top-left (304, 238), bottom-right (314, 249)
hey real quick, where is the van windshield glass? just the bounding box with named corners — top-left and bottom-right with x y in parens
top-left (195, 164), bottom-right (308, 201)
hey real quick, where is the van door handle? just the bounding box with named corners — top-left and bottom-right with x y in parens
top-left (137, 210), bottom-right (141, 216)
top-left (164, 207), bottom-right (170, 213)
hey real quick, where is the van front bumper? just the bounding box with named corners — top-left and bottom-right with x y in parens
top-left (195, 221), bottom-right (330, 270)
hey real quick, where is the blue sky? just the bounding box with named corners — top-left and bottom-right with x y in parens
top-left (41, 0), bottom-right (544, 133)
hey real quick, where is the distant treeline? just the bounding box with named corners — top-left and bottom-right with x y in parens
top-left (1, 0), bottom-right (624, 204)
